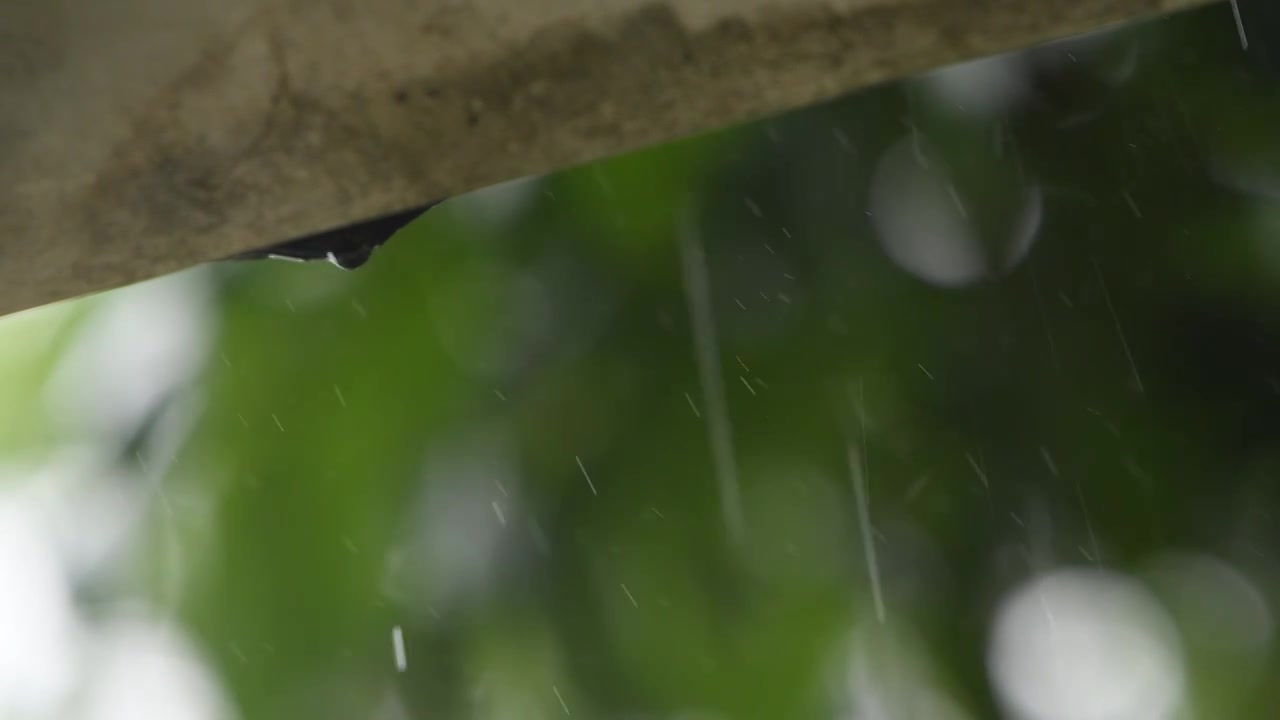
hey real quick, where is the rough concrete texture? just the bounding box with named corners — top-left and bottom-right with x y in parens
top-left (1, 0), bottom-right (1212, 314)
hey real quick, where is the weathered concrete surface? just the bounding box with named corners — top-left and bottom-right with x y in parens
top-left (1, 0), bottom-right (1212, 314)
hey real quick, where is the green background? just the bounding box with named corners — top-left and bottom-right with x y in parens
top-left (3, 3), bottom-right (1280, 718)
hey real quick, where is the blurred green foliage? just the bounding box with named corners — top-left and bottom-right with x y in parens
top-left (7, 3), bottom-right (1280, 719)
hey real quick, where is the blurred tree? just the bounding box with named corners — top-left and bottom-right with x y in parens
top-left (4, 4), bottom-right (1280, 720)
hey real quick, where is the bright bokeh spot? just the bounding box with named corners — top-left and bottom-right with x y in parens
top-left (79, 618), bottom-right (236, 720)
top-left (988, 567), bottom-right (1185, 720)
top-left (0, 493), bottom-right (79, 718)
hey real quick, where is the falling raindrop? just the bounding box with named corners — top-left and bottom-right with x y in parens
top-left (684, 392), bottom-right (701, 418)
top-left (574, 456), bottom-right (598, 497)
top-left (1093, 260), bottom-right (1144, 394)
top-left (552, 686), bottom-right (571, 716)
top-left (849, 443), bottom-right (885, 624)
top-left (1231, 0), bottom-right (1249, 50)
top-left (391, 626), bottom-right (407, 672)
top-left (678, 211), bottom-right (746, 545)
